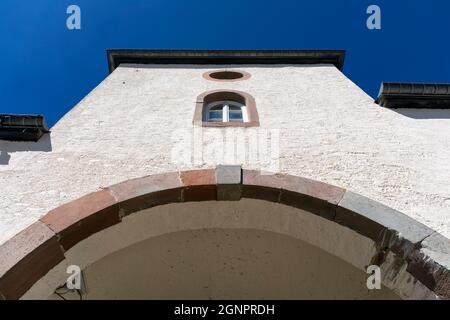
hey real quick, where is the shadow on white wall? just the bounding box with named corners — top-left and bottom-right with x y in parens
top-left (392, 108), bottom-right (450, 120)
top-left (0, 134), bottom-right (52, 165)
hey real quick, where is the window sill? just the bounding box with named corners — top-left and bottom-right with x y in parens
top-left (194, 121), bottom-right (260, 128)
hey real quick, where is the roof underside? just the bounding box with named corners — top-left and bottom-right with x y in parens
top-left (0, 114), bottom-right (49, 142)
top-left (376, 82), bottom-right (450, 109)
top-left (107, 49), bottom-right (346, 73)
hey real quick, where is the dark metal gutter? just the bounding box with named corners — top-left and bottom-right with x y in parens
top-left (0, 114), bottom-right (50, 142)
top-left (376, 82), bottom-right (450, 109)
top-left (107, 49), bottom-right (346, 73)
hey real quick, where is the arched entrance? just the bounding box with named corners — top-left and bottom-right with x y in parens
top-left (0, 166), bottom-right (448, 299)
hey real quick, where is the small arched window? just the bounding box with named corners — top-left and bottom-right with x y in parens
top-left (194, 90), bottom-right (259, 127)
top-left (204, 100), bottom-right (247, 123)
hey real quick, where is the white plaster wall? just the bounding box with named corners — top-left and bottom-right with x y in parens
top-left (1, 64), bottom-right (450, 244)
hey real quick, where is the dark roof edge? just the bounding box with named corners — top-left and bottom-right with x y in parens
top-left (376, 82), bottom-right (450, 109)
top-left (107, 49), bottom-right (346, 73)
top-left (0, 114), bottom-right (50, 142)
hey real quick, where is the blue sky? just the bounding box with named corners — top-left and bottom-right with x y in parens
top-left (1, 0), bottom-right (449, 127)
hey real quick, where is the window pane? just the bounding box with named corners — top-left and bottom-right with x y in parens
top-left (210, 105), bottom-right (224, 111)
top-left (208, 110), bottom-right (223, 122)
top-left (229, 110), bottom-right (243, 122)
top-left (228, 105), bottom-right (241, 111)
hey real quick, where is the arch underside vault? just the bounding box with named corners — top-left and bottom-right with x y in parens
top-left (0, 166), bottom-right (448, 299)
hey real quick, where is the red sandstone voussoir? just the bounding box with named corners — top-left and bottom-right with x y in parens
top-left (181, 169), bottom-right (217, 202)
top-left (181, 169), bottom-right (216, 186)
top-left (241, 170), bottom-right (283, 202)
top-left (279, 175), bottom-right (345, 220)
top-left (40, 189), bottom-right (120, 250)
top-left (0, 221), bottom-right (65, 299)
top-left (281, 175), bottom-right (345, 204)
top-left (109, 172), bottom-right (183, 216)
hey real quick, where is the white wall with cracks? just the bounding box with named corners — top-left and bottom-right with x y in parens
top-left (1, 64), bottom-right (449, 245)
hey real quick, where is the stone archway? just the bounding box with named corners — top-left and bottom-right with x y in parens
top-left (0, 166), bottom-right (448, 299)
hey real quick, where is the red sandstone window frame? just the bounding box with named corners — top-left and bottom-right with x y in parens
top-left (193, 90), bottom-right (260, 128)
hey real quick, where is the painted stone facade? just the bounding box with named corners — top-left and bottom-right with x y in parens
top-left (1, 62), bottom-right (449, 244)
top-left (0, 52), bottom-right (449, 299)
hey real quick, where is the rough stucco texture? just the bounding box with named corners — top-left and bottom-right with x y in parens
top-left (1, 64), bottom-right (449, 244)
